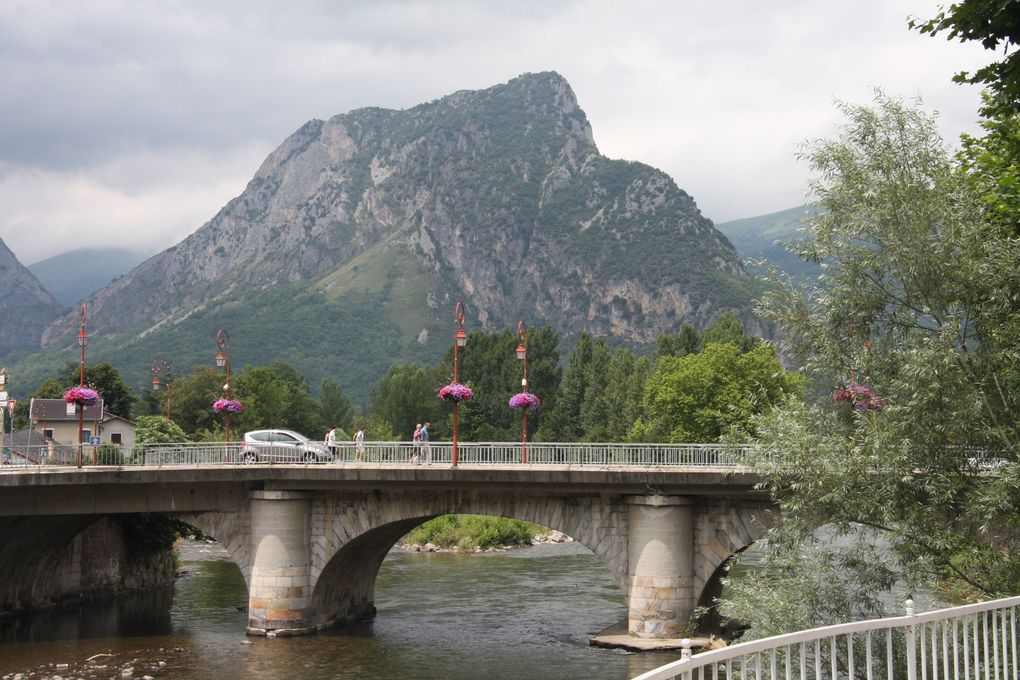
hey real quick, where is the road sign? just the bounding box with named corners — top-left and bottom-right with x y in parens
top-left (7, 399), bottom-right (16, 411)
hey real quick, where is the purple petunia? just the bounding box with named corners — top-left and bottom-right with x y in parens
top-left (212, 398), bottom-right (245, 414)
top-left (438, 383), bottom-right (474, 403)
top-left (508, 392), bottom-right (541, 411)
top-left (63, 386), bottom-right (101, 406)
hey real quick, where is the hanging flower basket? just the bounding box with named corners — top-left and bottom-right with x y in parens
top-left (508, 392), bottom-right (541, 411)
top-left (212, 398), bottom-right (245, 414)
top-left (438, 383), bottom-right (474, 403)
top-left (833, 385), bottom-right (884, 412)
top-left (63, 386), bottom-right (101, 406)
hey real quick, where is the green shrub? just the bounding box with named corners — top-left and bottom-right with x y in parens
top-left (403, 514), bottom-right (541, 550)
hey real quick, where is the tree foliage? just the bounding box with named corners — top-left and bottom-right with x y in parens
top-left (631, 342), bottom-right (799, 443)
top-left (724, 94), bottom-right (1020, 636)
top-left (134, 415), bottom-right (189, 444)
top-left (57, 361), bottom-right (137, 418)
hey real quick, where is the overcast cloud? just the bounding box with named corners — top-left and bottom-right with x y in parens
top-left (0, 0), bottom-right (992, 264)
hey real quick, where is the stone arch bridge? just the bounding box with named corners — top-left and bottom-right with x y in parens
top-left (0, 463), bottom-right (772, 639)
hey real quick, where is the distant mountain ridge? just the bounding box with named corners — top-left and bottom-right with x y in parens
top-left (715, 205), bottom-right (821, 280)
top-left (28, 248), bottom-right (150, 306)
top-left (0, 238), bottom-right (63, 357)
top-left (20, 72), bottom-right (759, 400)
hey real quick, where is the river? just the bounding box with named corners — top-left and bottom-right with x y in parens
top-left (0, 541), bottom-right (680, 679)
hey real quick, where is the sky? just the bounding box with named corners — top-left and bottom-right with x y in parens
top-left (0, 0), bottom-right (994, 265)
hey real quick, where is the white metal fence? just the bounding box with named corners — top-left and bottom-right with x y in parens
top-left (632, 596), bottom-right (1020, 680)
top-left (1, 441), bottom-right (751, 468)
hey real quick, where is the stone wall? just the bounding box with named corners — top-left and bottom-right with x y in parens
top-left (0, 516), bottom-right (175, 616)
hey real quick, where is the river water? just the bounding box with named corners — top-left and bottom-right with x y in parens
top-left (0, 541), bottom-right (680, 679)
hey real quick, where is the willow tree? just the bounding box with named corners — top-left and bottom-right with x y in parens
top-left (721, 93), bottom-right (1020, 635)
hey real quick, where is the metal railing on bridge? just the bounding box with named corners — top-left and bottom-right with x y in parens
top-left (632, 596), bottom-right (1020, 680)
top-left (1, 441), bottom-right (752, 469)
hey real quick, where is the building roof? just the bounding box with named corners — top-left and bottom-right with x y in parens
top-left (29, 398), bottom-right (105, 422)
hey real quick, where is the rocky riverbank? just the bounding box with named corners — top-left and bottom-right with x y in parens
top-left (1, 647), bottom-right (186, 680)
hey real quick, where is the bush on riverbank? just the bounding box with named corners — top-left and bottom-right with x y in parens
top-left (403, 515), bottom-right (541, 550)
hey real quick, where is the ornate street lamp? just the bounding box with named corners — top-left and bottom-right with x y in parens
top-left (452, 301), bottom-right (467, 468)
top-left (76, 304), bottom-right (88, 468)
top-left (148, 356), bottom-right (173, 421)
top-left (215, 328), bottom-right (232, 445)
top-left (515, 320), bottom-right (528, 464)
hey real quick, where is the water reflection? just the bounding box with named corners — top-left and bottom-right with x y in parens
top-left (0, 587), bottom-right (173, 644)
top-left (0, 541), bottom-right (683, 680)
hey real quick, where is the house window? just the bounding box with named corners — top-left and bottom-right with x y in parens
top-left (43, 428), bottom-right (54, 440)
top-left (82, 429), bottom-right (92, 442)
top-left (111, 433), bottom-right (122, 445)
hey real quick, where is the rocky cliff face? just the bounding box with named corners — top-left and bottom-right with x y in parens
top-left (0, 238), bottom-right (63, 356)
top-left (36, 72), bottom-right (755, 393)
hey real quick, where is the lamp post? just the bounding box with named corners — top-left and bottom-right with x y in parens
top-left (515, 320), bottom-right (528, 464)
top-left (148, 356), bottom-right (173, 421)
top-left (76, 303), bottom-right (88, 468)
top-left (452, 301), bottom-right (467, 468)
top-left (215, 328), bottom-right (232, 445)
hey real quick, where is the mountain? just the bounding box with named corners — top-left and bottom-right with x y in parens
top-left (714, 205), bottom-right (821, 280)
top-left (28, 248), bottom-right (151, 306)
top-left (0, 238), bottom-right (63, 358)
top-left (24, 72), bottom-right (757, 402)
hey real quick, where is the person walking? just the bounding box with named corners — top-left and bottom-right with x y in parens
top-left (419, 421), bottom-right (431, 465)
top-left (411, 423), bottom-right (422, 464)
top-left (354, 426), bottom-right (365, 462)
top-left (325, 426), bottom-right (340, 462)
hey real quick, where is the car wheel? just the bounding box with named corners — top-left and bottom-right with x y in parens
top-left (304, 451), bottom-right (316, 463)
top-left (243, 452), bottom-right (257, 464)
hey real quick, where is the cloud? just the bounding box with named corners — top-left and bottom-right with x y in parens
top-left (0, 143), bottom-right (269, 265)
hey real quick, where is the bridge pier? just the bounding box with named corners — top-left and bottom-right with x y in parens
top-left (246, 490), bottom-right (314, 636)
top-left (627, 495), bottom-right (694, 638)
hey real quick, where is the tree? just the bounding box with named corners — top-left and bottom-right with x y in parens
top-left (537, 334), bottom-right (596, 441)
top-left (165, 367), bottom-right (224, 437)
top-left (229, 361), bottom-right (322, 436)
top-left (318, 378), bottom-right (355, 433)
top-left (370, 363), bottom-right (441, 441)
top-left (701, 312), bottom-right (758, 352)
top-left (598, 348), bottom-right (651, 441)
top-left (655, 323), bottom-right (701, 361)
top-left (630, 342), bottom-right (800, 443)
top-left (134, 415), bottom-right (189, 444)
top-left (447, 327), bottom-right (560, 442)
top-left (57, 361), bottom-right (137, 418)
top-left (723, 94), bottom-right (1020, 636)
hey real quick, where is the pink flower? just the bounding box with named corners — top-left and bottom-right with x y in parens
top-left (508, 392), bottom-right (541, 411)
top-left (438, 383), bottom-right (474, 403)
top-left (212, 398), bottom-right (244, 414)
top-left (63, 386), bottom-right (101, 406)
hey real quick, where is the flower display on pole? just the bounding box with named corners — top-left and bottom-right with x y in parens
top-left (438, 382), bottom-right (474, 403)
top-left (833, 385), bottom-right (884, 412)
top-left (63, 386), bottom-right (101, 406)
top-left (212, 398), bottom-right (245, 414)
top-left (508, 392), bottom-right (541, 411)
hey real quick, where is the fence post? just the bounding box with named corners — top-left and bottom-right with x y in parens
top-left (905, 598), bottom-right (917, 680)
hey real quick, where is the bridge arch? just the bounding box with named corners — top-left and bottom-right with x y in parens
top-left (304, 490), bottom-right (630, 632)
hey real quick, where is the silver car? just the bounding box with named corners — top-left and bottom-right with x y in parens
top-left (240, 429), bottom-right (333, 463)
